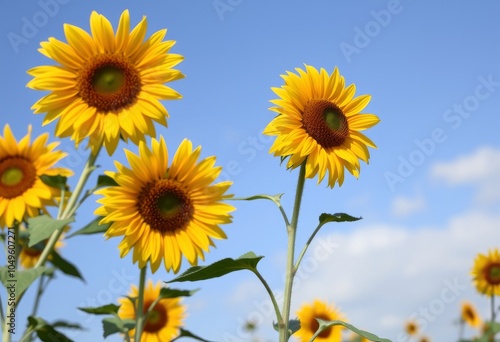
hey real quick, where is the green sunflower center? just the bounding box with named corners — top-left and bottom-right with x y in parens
top-left (79, 53), bottom-right (142, 113)
top-left (485, 262), bottom-right (500, 285)
top-left (309, 314), bottom-right (332, 338)
top-left (302, 100), bottom-right (349, 149)
top-left (0, 157), bottom-right (37, 199)
top-left (143, 299), bottom-right (168, 333)
top-left (138, 179), bottom-right (194, 233)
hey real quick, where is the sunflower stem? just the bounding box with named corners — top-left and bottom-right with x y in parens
top-left (491, 295), bottom-right (496, 323)
top-left (2, 224), bottom-right (19, 342)
top-left (34, 146), bottom-right (101, 270)
top-left (134, 266), bottom-right (147, 342)
top-left (251, 269), bottom-right (283, 326)
top-left (280, 162), bottom-right (306, 342)
top-left (294, 221), bottom-right (324, 273)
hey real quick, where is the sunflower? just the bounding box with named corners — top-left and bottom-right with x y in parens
top-left (419, 336), bottom-right (431, 342)
top-left (404, 320), bottom-right (418, 336)
top-left (0, 125), bottom-right (72, 228)
top-left (263, 65), bottom-right (379, 188)
top-left (95, 137), bottom-right (234, 273)
top-left (27, 10), bottom-right (184, 155)
top-left (471, 248), bottom-right (500, 296)
top-left (19, 236), bottom-right (64, 269)
top-left (460, 301), bottom-right (482, 328)
top-left (295, 299), bottom-right (346, 342)
top-left (118, 280), bottom-right (186, 342)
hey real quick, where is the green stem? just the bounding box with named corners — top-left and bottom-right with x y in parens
top-left (293, 222), bottom-right (323, 273)
top-left (34, 147), bottom-right (101, 269)
top-left (492, 295), bottom-right (496, 323)
top-left (134, 266), bottom-right (147, 342)
top-left (2, 224), bottom-right (20, 342)
top-left (279, 162), bottom-right (307, 342)
top-left (252, 269), bottom-right (283, 325)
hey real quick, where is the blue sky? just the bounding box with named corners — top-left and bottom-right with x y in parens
top-left (1, 1), bottom-right (500, 341)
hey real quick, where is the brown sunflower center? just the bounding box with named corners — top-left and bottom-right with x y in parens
top-left (78, 53), bottom-right (141, 113)
top-left (309, 314), bottom-right (332, 338)
top-left (302, 100), bottom-right (349, 149)
top-left (0, 157), bottom-right (37, 199)
top-left (463, 306), bottom-right (476, 322)
top-left (485, 262), bottom-right (500, 285)
top-left (143, 299), bottom-right (168, 333)
top-left (137, 179), bottom-right (194, 233)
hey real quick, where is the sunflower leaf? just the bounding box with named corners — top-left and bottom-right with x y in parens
top-left (166, 252), bottom-right (264, 283)
top-left (312, 319), bottom-right (391, 342)
top-left (159, 287), bottom-right (199, 298)
top-left (0, 266), bottom-right (48, 296)
top-left (172, 328), bottom-right (215, 342)
top-left (318, 213), bottom-right (362, 225)
top-left (27, 316), bottom-right (75, 342)
top-left (28, 215), bottom-right (74, 247)
top-left (50, 251), bottom-right (85, 282)
top-left (96, 174), bottom-right (118, 188)
top-left (67, 216), bottom-right (110, 238)
top-left (78, 304), bottom-right (120, 315)
top-left (234, 193), bottom-right (283, 204)
top-left (40, 175), bottom-right (68, 189)
top-left (102, 316), bottom-right (135, 338)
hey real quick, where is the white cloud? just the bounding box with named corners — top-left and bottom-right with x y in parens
top-left (391, 194), bottom-right (426, 217)
top-left (431, 146), bottom-right (500, 203)
top-left (220, 209), bottom-right (500, 341)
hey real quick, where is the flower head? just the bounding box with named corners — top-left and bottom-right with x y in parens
top-left (20, 237), bottom-right (64, 269)
top-left (28, 10), bottom-right (184, 155)
top-left (118, 280), bottom-right (186, 341)
top-left (95, 137), bottom-right (234, 273)
top-left (295, 299), bottom-right (346, 342)
top-left (471, 248), bottom-right (500, 296)
top-left (0, 125), bottom-right (71, 228)
top-left (460, 301), bottom-right (482, 328)
top-left (404, 320), bottom-right (418, 336)
top-left (264, 65), bottom-right (379, 187)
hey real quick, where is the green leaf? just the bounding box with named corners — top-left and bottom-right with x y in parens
top-left (28, 215), bottom-right (74, 247)
top-left (96, 174), bottom-right (118, 188)
top-left (79, 304), bottom-right (120, 315)
top-left (312, 319), bottom-right (391, 342)
top-left (0, 266), bottom-right (48, 296)
top-left (159, 287), bottom-right (199, 298)
top-left (67, 216), bottom-right (110, 238)
top-left (40, 175), bottom-right (67, 189)
top-left (102, 316), bottom-right (135, 338)
top-left (236, 193), bottom-right (283, 202)
top-left (172, 328), bottom-right (215, 342)
top-left (50, 251), bottom-right (85, 281)
top-left (51, 320), bottom-right (84, 330)
top-left (166, 252), bottom-right (264, 283)
top-left (318, 213), bottom-right (362, 225)
top-left (27, 316), bottom-right (74, 342)
top-left (273, 319), bottom-right (301, 335)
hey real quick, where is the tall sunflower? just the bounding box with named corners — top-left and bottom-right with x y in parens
top-left (0, 125), bottom-right (71, 228)
top-left (95, 137), bottom-right (234, 273)
top-left (118, 280), bottom-right (186, 342)
top-left (404, 320), bottom-right (418, 336)
top-left (27, 10), bottom-right (184, 155)
top-left (471, 248), bottom-right (500, 296)
top-left (295, 299), bottom-right (346, 342)
top-left (263, 65), bottom-right (379, 188)
top-left (460, 301), bottom-right (482, 328)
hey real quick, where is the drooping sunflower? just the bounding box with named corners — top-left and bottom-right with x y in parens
top-left (95, 137), bottom-right (234, 273)
top-left (460, 301), bottom-right (482, 328)
top-left (471, 248), bottom-right (500, 296)
top-left (404, 320), bottom-right (418, 336)
top-left (263, 65), bottom-right (379, 188)
top-left (27, 10), bottom-right (184, 155)
top-left (295, 299), bottom-right (346, 342)
top-left (118, 280), bottom-right (186, 341)
top-left (0, 125), bottom-right (72, 228)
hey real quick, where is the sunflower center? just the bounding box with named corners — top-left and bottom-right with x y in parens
top-left (0, 157), bottom-right (37, 199)
top-left (143, 299), bottom-right (168, 333)
top-left (302, 100), bottom-right (349, 149)
top-left (464, 307), bottom-right (476, 322)
top-left (137, 179), bottom-right (194, 233)
top-left (485, 262), bottom-right (500, 285)
top-left (309, 314), bottom-right (332, 338)
top-left (78, 53), bottom-right (141, 113)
